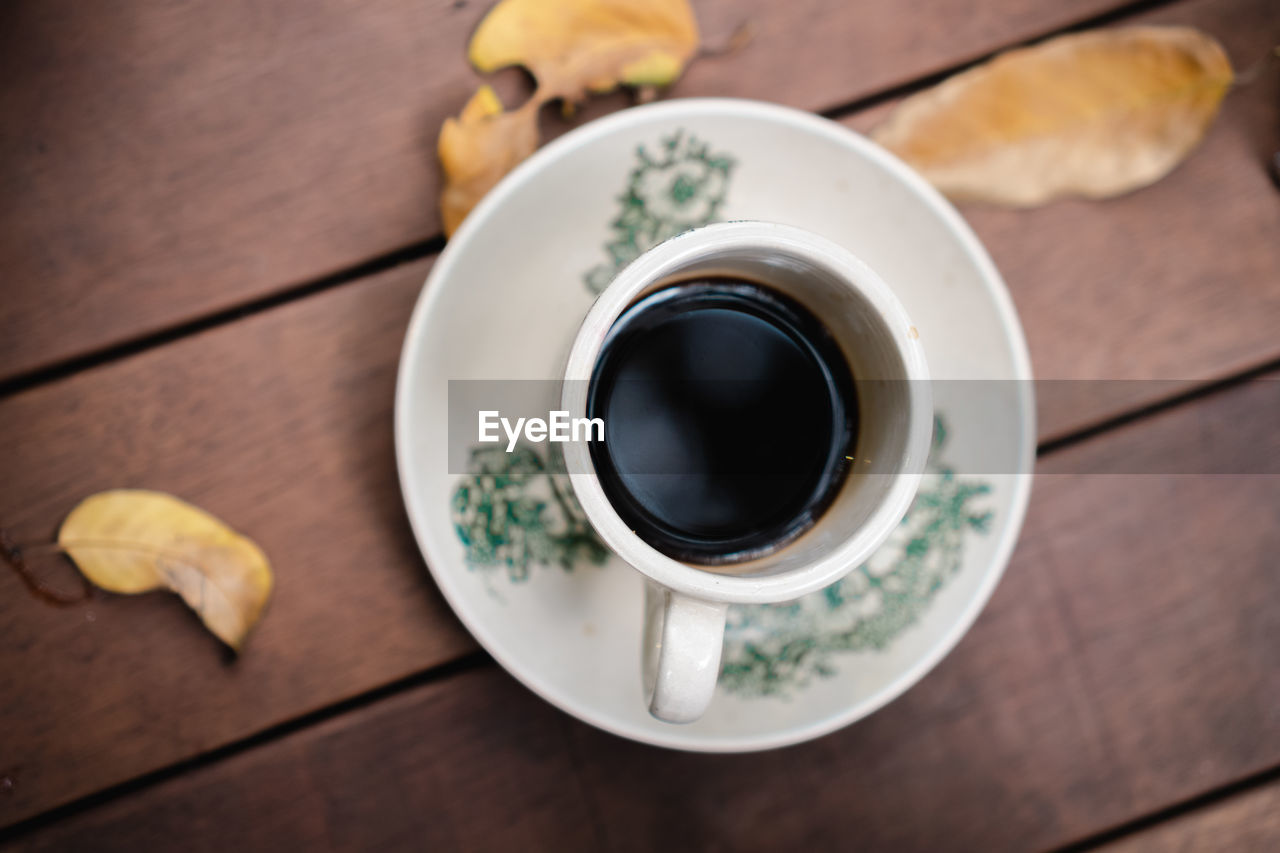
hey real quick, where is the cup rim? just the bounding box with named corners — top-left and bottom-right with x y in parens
top-left (561, 220), bottom-right (933, 605)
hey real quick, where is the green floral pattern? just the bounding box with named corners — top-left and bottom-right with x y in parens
top-left (452, 445), bottom-right (607, 581)
top-left (719, 419), bottom-right (993, 696)
top-left (449, 132), bottom-right (995, 699)
top-left (584, 130), bottom-right (734, 293)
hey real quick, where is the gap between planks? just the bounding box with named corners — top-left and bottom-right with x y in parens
top-left (1049, 763), bottom-right (1280, 852)
top-left (0, 237), bottom-right (444, 400)
top-left (0, 651), bottom-right (492, 846)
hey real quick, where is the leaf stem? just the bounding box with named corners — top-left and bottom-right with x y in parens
top-left (0, 529), bottom-right (91, 606)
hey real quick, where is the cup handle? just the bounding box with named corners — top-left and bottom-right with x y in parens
top-left (642, 582), bottom-right (729, 723)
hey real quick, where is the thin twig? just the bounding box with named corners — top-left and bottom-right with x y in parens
top-left (698, 20), bottom-right (754, 60)
top-left (1230, 43), bottom-right (1279, 87)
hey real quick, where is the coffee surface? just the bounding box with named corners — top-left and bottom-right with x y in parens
top-left (587, 279), bottom-right (857, 564)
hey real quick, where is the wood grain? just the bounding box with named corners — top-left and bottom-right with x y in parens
top-left (845, 0), bottom-right (1280, 440)
top-left (0, 0), bottom-right (1138, 382)
top-left (2, 29), bottom-right (1277, 821)
top-left (2, 0), bottom-right (1278, 835)
top-left (5, 381), bottom-right (1278, 850)
top-left (1095, 779), bottom-right (1280, 852)
top-left (5, 669), bottom-right (600, 853)
top-left (0, 258), bottom-right (476, 827)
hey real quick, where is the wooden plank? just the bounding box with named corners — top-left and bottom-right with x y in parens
top-left (2, 0), bottom-right (1277, 824)
top-left (4, 376), bottom-right (1278, 851)
top-left (0, 258), bottom-right (476, 827)
top-left (1095, 780), bottom-right (1280, 852)
top-left (844, 0), bottom-right (1280, 440)
top-left (4, 668), bottom-right (601, 853)
top-left (0, 0), bottom-right (1139, 382)
top-left (2, 28), bottom-right (1277, 825)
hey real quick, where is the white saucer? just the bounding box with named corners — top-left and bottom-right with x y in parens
top-left (395, 98), bottom-right (1034, 752)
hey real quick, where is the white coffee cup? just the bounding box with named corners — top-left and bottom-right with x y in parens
top-left (562, 221), bottom-right (932, 723)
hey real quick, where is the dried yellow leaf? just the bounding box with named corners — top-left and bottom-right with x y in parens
top-left (469, 0), bottom-right (699, 102)
top-left (439, 0), bottom-right (699, 235)
top-left (871, 26), bottom-right (1233, 206)
top-left (59, 490), bottom-right (273, 651)
top-left (438, 85), bottom-right (539, 237)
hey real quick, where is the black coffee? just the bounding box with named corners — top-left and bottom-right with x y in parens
top-left (586, 278), bottom-right (857, 564)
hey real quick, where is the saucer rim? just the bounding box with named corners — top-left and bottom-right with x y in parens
top-left (394, 97), bottom-right (1036, 753)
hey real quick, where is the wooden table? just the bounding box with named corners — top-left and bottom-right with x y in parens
top-left (2, 0), bottom-right (1277, 849)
